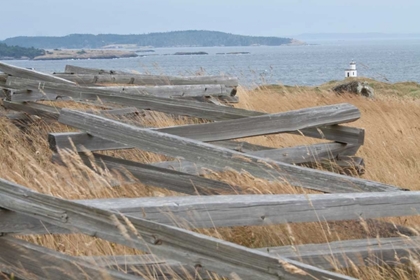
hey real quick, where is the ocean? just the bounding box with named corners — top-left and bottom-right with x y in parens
top-left (5, 39), bottom-right (420, 87)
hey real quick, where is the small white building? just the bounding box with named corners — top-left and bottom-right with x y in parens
top-left (345, 61), bottom-right (357, 78)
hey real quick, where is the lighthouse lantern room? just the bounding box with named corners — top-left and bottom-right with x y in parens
top-left (345, 61), bottom-right (357, 78)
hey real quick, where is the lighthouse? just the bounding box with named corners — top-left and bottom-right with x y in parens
top-left (345, 61), bottom-right (357, 78)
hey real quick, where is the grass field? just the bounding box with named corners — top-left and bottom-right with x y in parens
top-left (1, 78), bottom-right (420, 279)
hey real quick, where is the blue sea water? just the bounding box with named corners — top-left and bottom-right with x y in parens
top-left (5, 39), bottom-right (420, 86)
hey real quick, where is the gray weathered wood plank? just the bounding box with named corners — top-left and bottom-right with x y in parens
top-left (54, 72), bottom-right (239, 87)
top-left (79, 255), bottom-right (210, 280)
top-left (3, 101), bottom-right (60, 120)
top-left (210, 140), bottom-right (273, 152)
top-left (80, 191), bottom-right (420, 228)
top-left (0, 208), bottom-right (68, 234)
top-left (12, 79), bottom-right (364, 143)
top-left (3, 101), bottom-right (141, 122)
top-left (0, 61), bottom-right (76, 84)
top-left (96, 84), bottom-right (234, 98)
top-left (260, 236), bottom-right (420, 270)
top-left (0, 236), bottom-right (139, 280)
top-left (80, 153), bottom-right (241, 195)
top-left (151, 142), bottom-right (361, 175)
top-left (77, 236), bottom-right (420, 274)
top-left (96, 107), bottom-right (141, 117)
top-left (150, 103), bottom-right (361, 142)
top-left (289, 125), bottom-right (365, 145)
top-left (7, 76), bottom-right (234, 99)
top-left (0, 178), bottom-right (354, 280)
top-left (9, 89), bottom-right (61, 102)
top-left (64, 65), bottom-right (131, 75)
top-left (58, 109), bottom-right (400, 193)
top-left (2, 191), bottom-right (419, 234)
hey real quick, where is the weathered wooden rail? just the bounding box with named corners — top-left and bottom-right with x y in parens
top-left (2, 191), bottom-right (419, 234)
top-left (6, 76), bottom-right (237, 100)
top-left (0, 62), bottom-right (416, 280)
top-left (78, 235), bottom-right (419, 276)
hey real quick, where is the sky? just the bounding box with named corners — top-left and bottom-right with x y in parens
top-left (1, 0), bottom-right (419, 40)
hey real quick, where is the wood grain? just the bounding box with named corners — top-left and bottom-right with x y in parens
top-left (54, 72), bottom-right (239, 87)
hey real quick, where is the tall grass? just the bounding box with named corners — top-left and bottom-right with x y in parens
top-left (1, 80), bottom-right (420, 279)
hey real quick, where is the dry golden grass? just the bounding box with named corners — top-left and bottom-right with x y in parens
top-left (1, 79), bottom-right (420, 279)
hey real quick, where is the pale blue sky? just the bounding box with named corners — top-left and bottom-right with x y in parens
top-left (1, 0), bottom-right (419, 39)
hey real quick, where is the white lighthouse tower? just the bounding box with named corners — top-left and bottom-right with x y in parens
top-left (345, 61), bottom-right (357, 78)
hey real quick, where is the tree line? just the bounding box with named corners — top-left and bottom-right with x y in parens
top-left (0, 43), bottom-right (45, 59)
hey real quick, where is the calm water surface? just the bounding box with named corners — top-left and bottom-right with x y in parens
top-left (6, 39), bottom-right (420, 86)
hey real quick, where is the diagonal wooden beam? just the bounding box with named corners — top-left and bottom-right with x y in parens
top-left (76, 236), bottom-right (420, 274)
top-left (3, 100), bottom-right (61, 120)
top-left (3, 101), bottom-right (142, 122)
top-left (260, 236), bottom-right (420, 270)
top-left (80, 153), bottom-right (241, 195)
top-left (151, 143), bottom-right (361, 175)
top-left (0, 178), bottom-right (354, 280)
top-left (145, 103), bottom-right (361, 142)
top-left (0, 236), bottom-right (139, 280)
top-left (0, 62), bottom-right (75, 85)
top-left (58, 109), bottom-right (400, 193)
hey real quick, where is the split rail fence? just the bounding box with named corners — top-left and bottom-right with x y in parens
top-left (0, 61), bottom-right (418, 280)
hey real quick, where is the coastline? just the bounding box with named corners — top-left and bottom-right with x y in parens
top-left (33, 49), bottom-right (138, 61)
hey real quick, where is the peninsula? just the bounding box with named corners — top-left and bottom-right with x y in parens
top-left (1, 30), bottom-right (294, 49)
top-left (33, 49), bottom-right (138, 60)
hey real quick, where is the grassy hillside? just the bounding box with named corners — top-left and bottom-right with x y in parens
top-left (1, 30), bottom-right (293, 49)
top-left (1, 80), bottom-right (420, 279)
top-left (261, 77), bottom-right (420, 98)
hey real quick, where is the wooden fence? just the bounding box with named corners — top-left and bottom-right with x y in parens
top-left (0, 61), bottom-right (417, 280)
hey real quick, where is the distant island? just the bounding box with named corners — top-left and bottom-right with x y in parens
top-left (1, 30), bottom-right (295, 49)
top-left (0, 43), bottom-right (45, 60)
